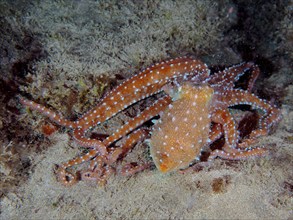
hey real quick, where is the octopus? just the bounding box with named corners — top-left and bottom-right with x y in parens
top-left (19, 56), bottom-right (282, 186)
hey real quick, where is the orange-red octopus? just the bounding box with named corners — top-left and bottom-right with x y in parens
top-left (19, 56), bottom-right (282, 186)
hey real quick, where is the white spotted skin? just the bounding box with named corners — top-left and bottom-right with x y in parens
top-left (77, 57), bottom-right (209, 131)
top-left (150, 83), bottom-right (214, 173)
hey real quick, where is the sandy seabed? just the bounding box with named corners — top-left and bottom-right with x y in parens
top-left (2, 106), bottom-right (292, 219)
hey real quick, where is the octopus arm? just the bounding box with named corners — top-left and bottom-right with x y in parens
top-left (103, 95), bottom-right (172, 146)
top-left (207, 62), bottom-right (253, 89)
top-left (208, 147), bottom-right (268, 161)
top-left (207, 62), bottom-right (260, 92)
top-left (221, 89), bottom-right (282, 138)
top-left (208, 123), bottom-right (224, 143)
top-left (19, 96), bottom-right (77, 128)
top-left (73, 128), bottom-right (107, 154)
top-left (211, 108), bottom-right (239, 150)
top-left (77, 57), bottom-right (209, 131)
top-left (57, 148), bottom-right (99, 186)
